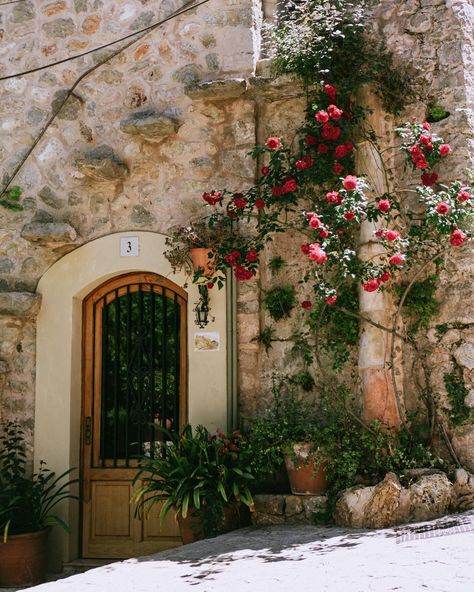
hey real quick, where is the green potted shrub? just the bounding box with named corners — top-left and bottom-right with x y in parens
top-left (247, 382), bottom-right (329, 495)
top-left (0, 421), bottom-right (78, 587)
top-left (133, 425), bottom-right (255, 544)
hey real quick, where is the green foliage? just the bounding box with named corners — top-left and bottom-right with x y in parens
top-left (263, 286), bottom-right (296, 321)
top-left (255, 325), bottom-right (276, 352)
top-left (0, 186), bottom-right (23, 211)
top-left (268, 256), bottom-right (285, 274)
top-left (289, 370), bottom-right (315, 392)
top-left (428, 106), bottom-right (450, 123)
top-left (0, 422), bottom-right (78, 540)
top-left (267, 0), bottom-right (413, 114)
top-left (397, 275), bottom-right (439, 335)
top-left (444, 372), bottom-right (471, 426)
top-left (311, 281), bottom-right (359, 370)
top-left (133, 425), bottom-right (255, 537)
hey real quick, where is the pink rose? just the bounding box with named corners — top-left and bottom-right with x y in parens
top-left (450, 229), bottom-right (467, 246)
top-left (321, 122), bottom-right (341, 141)
top-left (323, 84), bottom-right (337, 99)
top-left (319, 228), bottom-right (329, 239)
top-left (325, 295), bottom-right (337, 305)
top-left (309, 215), bottom-right (322, 229)
top-left (419, 134), bottom-right (432, 145)
top-left (343, 211), bottom-right (355, 221)
top-left (308, 243), bottom-right (328, 264)
top-left (363, 279), bottom-right (380, 293)
top-left (343, 175), bottom-right (358, 191)
top-left (389, 253), bottom-right (405, 266)
top-left (202, 190), bottom-right (222, 205)
top-left (457, 190), bottom-right (470, 203)
top-left (266, 137), bottom-right (282, 150)
top-left (422, 122), bottom-right (431, 130)
top-left (436, 202), bottom-right (450, 215)
top-left (328, 104), bottom-right (343, 121)
top-left (380, 271), bottom-right (391, 283)
top-left (377, 199), bottom-right (391, 212)
top-left (385, 230), bottom-right (400, 241)
top-left (315, 110), bottom-right (329, 123)
top-left (439, 144), bottom-right (451, 156)
top-left (326, 191), bottom-right (341, 204)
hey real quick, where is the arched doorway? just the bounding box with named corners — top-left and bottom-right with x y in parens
top-left (81, 272), bottom-right (187, 558)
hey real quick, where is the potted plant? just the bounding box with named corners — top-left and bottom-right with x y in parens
top-left (133, 425), bottom-right (255, 544)
top-left (247, 382), bottom-right (329, 495)
top-left (164, 220), bottom-right (225, 278)
top-left (0, 421), bottom-right (78, 587)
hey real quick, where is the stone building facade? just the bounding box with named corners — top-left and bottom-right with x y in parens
top-left (1, 0), bottom-right (474, 565)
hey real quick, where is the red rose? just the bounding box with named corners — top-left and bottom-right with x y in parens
top-left (410, 145), bottom-right (422, 156)
top-left (325, 295), bottom-right (337, 305)
top-left (342, 111), bottom-right (353, 121)
top-left (317, 143), bottom-right (329, 154)
top-left (344, 142), bottom-right (354, 153)
top-left (385, 230), bottom-right (400, 241)
top-left (377, 199), bottom-right (391, 212)
top-left (323, 84), bottom-right (337, 99)
top-left (450, 229), bottom-right (467, 246)
top-left (202, 190), bottom-right (222, 205)
top-left (207, 282), bottom-right (214, 289)
top-left (414, 156), bottom-right (428, 169)
top-left (363, 279), bottom-right (380, 293)
top-left (326, 191), bottom-right (341, 204)
top-left (328, 104), bottom-right (343, 121)
top-left (419, 134), bottom-right (432, 145)
top-left (316, 110), bottom-right (329, 123)
top-left (272, 186), bottom-right (284, 197)
top-left (255, 198), bottom-right (266, 209)
top-left (296, 155), bottom-right (314, 170)
top-left (422, 122), bottom-right (431, 130)
top-left (333, 162), bottom-right (343, 174)
top-left (389, 253), bottom-right (405, 266)
top-left (305, 134), bottom-right (318, 146)
top-left (319, 228), bottom-right (329, 239)
top-left (309, 215), bottom-right (322, 229)
top-left (261, 166), bottom-right (270, 175)
top-left (380, 271), bottom-right (391, 283)
top-left (266, 137), bottom-right (282, 150)
top-left (334, 145), bottom-right (348, 159)
top-left (233, 196), bottom-right (248, 209)
top-left (231, 250), bottom-right (241, 260)
top-left (245, 250), bottom-right (258, 263)
top-left (439, 144), bottom-right (451, 156)
top-left (283, 178), bottom-right (298, 193)
top-left (343, 175), bottom-right (358, 191)
top-left (308, 243), bottom-right (328, 264)
top-left (234, 265), bottom-right (253, 281)
top-left (375, 229), bottom-right (385, 238)
top-left (421, 172), bottom-right (438, 187)
top-left (321, 123), bottom-right (341, 141)
top-left (436, 202), bottom-right (450, 214)
top-left (300, 243), bottom-right (311, 255)
top-left (424, 142), bottom-right (433, 152)
top-left (457, 190), bottom-right (470, 203)
top-left (227, 209), bottom-right (237, 219)
top-left (343, 211), bottom-right (355, 221)
top-left (301, 300), bottom-right (313, 310)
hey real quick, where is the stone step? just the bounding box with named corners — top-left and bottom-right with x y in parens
top-left (252, 493), bottom-right (327, 526)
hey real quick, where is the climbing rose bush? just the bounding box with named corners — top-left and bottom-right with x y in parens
top-left (174, 84), bottom-right (472, 307)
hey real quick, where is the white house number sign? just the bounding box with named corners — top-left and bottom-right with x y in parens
top-left (120, 236), bottom-right (139, 257)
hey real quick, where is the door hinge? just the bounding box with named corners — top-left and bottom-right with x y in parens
top-left (85, 416), bottom-right (92, 446)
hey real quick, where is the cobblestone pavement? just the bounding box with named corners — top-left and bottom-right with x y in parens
top-left (10, 511), bottom-right (474, 592)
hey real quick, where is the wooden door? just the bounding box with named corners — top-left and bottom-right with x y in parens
top-left (81, 272), bottom-right (187, 559)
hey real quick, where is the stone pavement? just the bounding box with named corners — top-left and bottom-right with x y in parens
top-left (12, 511), bottom-right (474, 592)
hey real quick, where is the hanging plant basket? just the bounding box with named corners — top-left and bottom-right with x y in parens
top-left (284, 443), bottom-right (328, 495)
top-left (190, 248), bottom-right (215, 277)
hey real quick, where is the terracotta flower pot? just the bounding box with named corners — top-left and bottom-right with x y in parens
top-left (0, 529), bottom-right (49, 587)
top-left (177, 504), bottom-right (241, 545)
top-left (190, 248), bottom-right (215, 277)
top-left (284, 443), bottom-right (328, 495)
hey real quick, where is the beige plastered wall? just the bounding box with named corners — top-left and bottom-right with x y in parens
top-left (34, 231), bottom-right (228, 567)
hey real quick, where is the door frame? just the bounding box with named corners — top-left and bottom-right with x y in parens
top-left (34, 232), bottom-right (229, 570)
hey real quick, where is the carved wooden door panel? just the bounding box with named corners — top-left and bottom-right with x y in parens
top-left (81, 273), bottom-right (187, 558)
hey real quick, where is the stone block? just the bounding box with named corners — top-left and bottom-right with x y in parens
top-left (334, 486), bottom-right (375, 528)
top-left (408, 474), bottom-right (453, 522)
top-left (0, 360), bottom-right (9, 374)
top-left (21, 222), bottom-right (77, 246)
top-left (0, 292), bottom-right (41, 317)
top-left (120, 109), bottom-right (181, 141)
top-left (254, 494), bottom-right (285, 515)
top-left (302, 496), bottom-right (327, 519)
top-left (185, 79), bottom-right (247, 101)
top-left (454, 343), bottom-right (474, 370)
top-left (284, 495), bottom-right (303, 516)
top-left (452, 424), bottom-right (474, 472)
top-left (75, 145), bottom-right (129, 181)
top-left (363, 472), bottom-right (401, 529)
top-left (42, 17), bottom-right (75, 38)
top-left (251, 513), bottom-right (286, 526)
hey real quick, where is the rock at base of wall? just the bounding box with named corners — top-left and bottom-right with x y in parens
top-left (252, 494), bottom-right (327, 526)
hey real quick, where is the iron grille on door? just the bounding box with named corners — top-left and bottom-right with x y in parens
top-left (88, 277), bottom-right (187, 468)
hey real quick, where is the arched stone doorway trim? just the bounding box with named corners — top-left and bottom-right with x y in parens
top-left (34, 231), bottom-right (228, 568)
